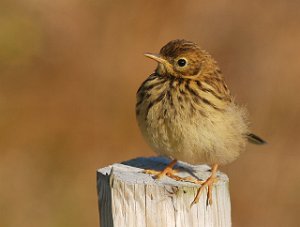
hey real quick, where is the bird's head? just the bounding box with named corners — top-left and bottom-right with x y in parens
top-left (145, 39), bottom-right (216, 78)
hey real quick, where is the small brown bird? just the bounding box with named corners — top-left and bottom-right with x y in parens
top-left (136, 39), bottom-right (265, 205)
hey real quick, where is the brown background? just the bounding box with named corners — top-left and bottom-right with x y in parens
top-left (0, 0), bottom-right (299, 226)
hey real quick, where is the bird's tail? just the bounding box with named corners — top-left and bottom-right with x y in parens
top-left (247, 133), bottom-right (266, 145)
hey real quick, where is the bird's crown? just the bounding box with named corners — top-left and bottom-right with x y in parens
top-left (146, 39), bottom-right (217, 78)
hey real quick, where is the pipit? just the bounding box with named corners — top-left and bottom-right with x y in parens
top-left (136, 39), bottom-right (265, 205)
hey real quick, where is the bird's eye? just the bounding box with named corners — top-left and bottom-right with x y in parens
top-left (177, 58), bottom-right (187, 67)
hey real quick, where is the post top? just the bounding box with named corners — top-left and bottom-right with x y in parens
top-left (97, 156), bottom-right (229, 187)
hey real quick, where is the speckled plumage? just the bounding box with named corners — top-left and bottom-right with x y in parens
top-left (136, 39), bottom-right (264, 166)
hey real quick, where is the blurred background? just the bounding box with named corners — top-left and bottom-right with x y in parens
top-left (0, 0), bottom-right (299, 226)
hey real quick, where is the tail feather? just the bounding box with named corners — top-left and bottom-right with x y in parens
top-left (247, 133), bottom-right (266, 145)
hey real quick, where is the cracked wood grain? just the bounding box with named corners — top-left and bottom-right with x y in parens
top-left (97, 157), bottom-right (231, 227)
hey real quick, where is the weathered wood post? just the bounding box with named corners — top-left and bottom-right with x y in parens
top-left (97, 157), bottom-right (231, 227)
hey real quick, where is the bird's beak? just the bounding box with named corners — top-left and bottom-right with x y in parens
top-left (144, 53), bottom-right (167, 64)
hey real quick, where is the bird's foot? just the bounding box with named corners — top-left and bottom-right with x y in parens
top-left (191, 174), bottom-right (218, 207)
top-left (144, 167), bottom-right (204, 183)
top-left (143, 159), bottom-right (193, 182)
top-left (144, 168), bottom-right (179, 180)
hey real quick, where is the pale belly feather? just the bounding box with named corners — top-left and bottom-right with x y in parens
top-left (137, 98), bottom-right (248, 165)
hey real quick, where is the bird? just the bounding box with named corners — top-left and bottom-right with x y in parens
top-left (135, 39), bottom-right (265, 205)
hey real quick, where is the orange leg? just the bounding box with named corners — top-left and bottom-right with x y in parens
top-left (191, 164), bottom-right (219, 206)
top-left (144, 159), bottom-right (181, 180)
top-left (144, 159), bottom-right (204, 183)
top-left (155, 159), bottom-right (178, 179)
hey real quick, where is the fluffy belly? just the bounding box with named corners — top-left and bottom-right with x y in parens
top-left (137, 102), bottom-right (248, 165)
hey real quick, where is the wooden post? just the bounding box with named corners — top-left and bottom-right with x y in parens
top-left (97, 157), bottom-right (231, 227)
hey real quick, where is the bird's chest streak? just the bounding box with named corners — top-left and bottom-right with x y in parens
top-left (138, 79), bottom-right (211, 146)
top-left (138, 77), bottom-right (218, 123)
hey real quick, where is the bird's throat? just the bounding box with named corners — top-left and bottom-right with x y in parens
top-left (156, 63), bottom-right (179, 78)
top-left (155, 63), bottom-right (167, 76)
